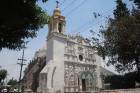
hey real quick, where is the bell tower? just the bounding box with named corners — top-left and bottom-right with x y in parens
top-left (41, 2), bottom-right (66, 93)
top-left (48, 1), bottom-right (66, 38)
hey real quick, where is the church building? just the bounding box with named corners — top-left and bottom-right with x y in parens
top-left (37, 5), bottom-right (103, 93)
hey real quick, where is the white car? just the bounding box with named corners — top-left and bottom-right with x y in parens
top-left (13, 88), bottom-right (18, 92)
top-left (2, 89), bottom-right (7, 92)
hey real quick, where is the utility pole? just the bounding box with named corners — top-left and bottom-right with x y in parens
top-left (17, 49), bottom-right (26, 93)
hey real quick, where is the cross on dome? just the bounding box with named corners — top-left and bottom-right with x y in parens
top-left (56, 0), bottom-right (59, 8)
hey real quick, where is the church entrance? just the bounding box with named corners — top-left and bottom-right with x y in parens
top-left (80, 71), bottom-right (94, 91)
top-left (82, 79), bottom-right (86, 91)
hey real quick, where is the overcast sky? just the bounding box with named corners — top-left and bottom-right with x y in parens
top-left (0, 0), bottom-right (131, 81)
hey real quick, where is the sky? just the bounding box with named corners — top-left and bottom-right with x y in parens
top-left (0, 0), bottom-right (131, 81)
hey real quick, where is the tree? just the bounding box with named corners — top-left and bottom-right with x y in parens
top-left (0, 0), bottom-right (49, 50)
top-left (114, 0), bottom-right (129, 20)
top-left (104, 71), bottom-right (140, 89)
top-left (0, 69), bottom-right (7, 84)
top-left (93, 0), bottom-right (140, 73)
top-left (132, 0), bottom-right (140, 8)
top-left (7, 78), bottom-right (18, 86)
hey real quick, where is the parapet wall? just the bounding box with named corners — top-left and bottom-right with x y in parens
top-left (64, 88), bottom-right (140, 93)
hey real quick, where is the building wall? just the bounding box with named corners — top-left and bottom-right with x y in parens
top-left (63, 35), bottom-right (103, 91)
top-left (38, 6), bottom-right (103, 93)
top-left (38, 32), bottom-right (104, 93)
top-left (50, 35), bottom-right (66, 93)
top-left (38, 33), bottom-right (67, 93)
top-left (23, 56), bottom-right (46, 92)
top-left (63, 88), bottom-right (140, 93)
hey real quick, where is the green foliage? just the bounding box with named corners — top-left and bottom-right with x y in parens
top-left (104, 71), bottom-right (140, 89)
top-left (114, 0), bottom-right (129, 20)
top-left (132, 0), bottom-right (140, 8)
top-left (93, 0), bottom-right (140, 73)
top-left (0, 0), bottom-right (49, 50)
top-left (0, 69), bottom-right (7, 83)
top-left (7, 78), bottom-right (18, 86)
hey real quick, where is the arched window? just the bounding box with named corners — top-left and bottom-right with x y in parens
top-left (79, 55), bottom-right (83, 61)
top-left (58, 23), bottom-right (62, 33)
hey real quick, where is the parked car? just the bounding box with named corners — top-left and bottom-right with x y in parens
top-left (1, 88), bottom-right (7, 92)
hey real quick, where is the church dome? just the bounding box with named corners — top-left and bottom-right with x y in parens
top-left (53, 6), bottom-right (61, 16)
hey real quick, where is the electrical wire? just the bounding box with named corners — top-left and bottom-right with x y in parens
top-left (65, 0), bottom-right (88, 17)
top-left (62, 0), bottom-right (77, 12)
top-left (60, 0), bottom-right (67, 6)
top-left (70, 2), bottom-right (133, 35)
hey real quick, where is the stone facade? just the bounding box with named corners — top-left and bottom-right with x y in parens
top-left (23, 48), bottom-right (47, 92)
top-left (37, 6), bottom-right (103, 93)
top-left (23, 6), bottom-right (115, 92)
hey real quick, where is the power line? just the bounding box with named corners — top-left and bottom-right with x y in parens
top-left (71, 2), bottom-right (133, 35)
top-left (0, 64), bottom-right (17, 67)
top-left (68, 3), bottom-right (114, 34)
top-left (60, 0), bottom-right (67, 6)
top-left (71, 11), bottom-right (112, 34)
top-left (62, 0), bottom-right (77, 12)
top-left (71, 20), bottom-right (92, 35)
top-left (65, 0), bottom-right (88, 17)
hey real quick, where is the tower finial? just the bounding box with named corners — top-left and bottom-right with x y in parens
top-left (56, 0), bottom-right (59, 8)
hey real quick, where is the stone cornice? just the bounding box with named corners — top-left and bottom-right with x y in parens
top-left (64, 61), bottom-right (96, 67)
